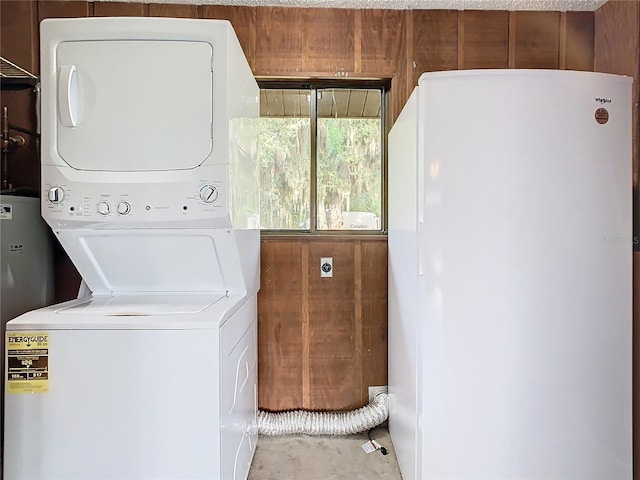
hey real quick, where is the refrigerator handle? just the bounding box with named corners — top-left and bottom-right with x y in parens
top-left (417, 94), bottom-right (424, 278)
top-left (58, 65), bottom-right (78, 127)
top-left (417, 158), bottom-right (424, 278)
top-left (418, 220), bottom-right (423, 277)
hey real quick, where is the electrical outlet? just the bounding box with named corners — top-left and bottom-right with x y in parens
top-left (368, 385), bottom-right (388, 403)
top-left (320, 257), bottom-right (333, 277)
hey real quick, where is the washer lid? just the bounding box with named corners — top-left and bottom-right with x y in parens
top-left (56, 230), bottom-right (229, 295)
top-left (55, 39), bottom-right (213, 171)
top-left (56, 293), bottom-right (226, 316)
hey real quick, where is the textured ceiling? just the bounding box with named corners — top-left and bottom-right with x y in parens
top-left (96, 0), bottom-right (608, 11)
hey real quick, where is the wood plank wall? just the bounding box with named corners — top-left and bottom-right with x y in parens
top-left (594, 1), bottom-right (640, 476)
top-left (0, 1), bottom-right (612, 412)
top-left (259, 237), bottom-right (387, 410)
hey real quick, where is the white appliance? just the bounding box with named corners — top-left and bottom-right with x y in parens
top-left (1, 194), bottom-right (54, 471)
top-left (388, 70), bottom-right (632, 479)
top-left (0, 196), bottom-right (54, 326)
top-left (4, 18), bottom-right (260, 480)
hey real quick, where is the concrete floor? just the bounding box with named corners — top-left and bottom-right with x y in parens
top-left (248, 427), bottom-right (403, 480)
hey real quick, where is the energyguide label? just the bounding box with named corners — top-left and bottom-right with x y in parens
top-left (6, 332), bottom-right (49, 394)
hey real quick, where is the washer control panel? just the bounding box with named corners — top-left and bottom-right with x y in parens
top-left (117, 201), bottom-right (132, 215)
top-left (96, 200), bottom-right (111, 216)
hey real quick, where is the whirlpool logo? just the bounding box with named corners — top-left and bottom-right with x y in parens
top-left (595, 97), bottom-right (612, 104)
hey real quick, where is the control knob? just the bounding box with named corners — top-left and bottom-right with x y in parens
top-left (117, 201), bottom-right (131, 215)
top-left (199, 185), bottom-right (219, 203)
top-left (97, 201), bottom-right (111, 216)
top-left (47, 186), bottom-right (65, 204)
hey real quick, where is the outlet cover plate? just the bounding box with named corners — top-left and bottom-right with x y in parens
top-left (320, 257), bottom-right (333, 277)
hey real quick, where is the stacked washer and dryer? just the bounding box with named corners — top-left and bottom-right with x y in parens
top-left (4, 18), bottom-right (260, 480)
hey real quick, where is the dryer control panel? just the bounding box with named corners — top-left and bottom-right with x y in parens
top-left (42, 164), bottom-right (232, 229)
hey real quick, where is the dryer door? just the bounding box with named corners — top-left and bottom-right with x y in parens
top-left (55, 40), bottom-right (213, 171)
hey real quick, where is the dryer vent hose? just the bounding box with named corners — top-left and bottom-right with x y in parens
top-left (257, 392), bottom-right (388, 436)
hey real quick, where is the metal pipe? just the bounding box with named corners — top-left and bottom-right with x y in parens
top-left (1, 106), bottom-right (28, 191)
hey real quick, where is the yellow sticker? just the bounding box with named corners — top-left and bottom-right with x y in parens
top-left (6, 332), bottom-right (49, 394)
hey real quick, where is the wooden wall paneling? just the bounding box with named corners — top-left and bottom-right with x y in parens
top-left (360, 9), bottom-right (405, 76)
top-left (509, 11), bottom-right (560, 69)
top-left (562, 11), bottom-right (594, 71)
top-left (53, 241), bottom-right (83, 303)
top-left (258, 237), bottom-right (387, 412)
top-left (255, 7), bottom-right (307, 75)
top-left (93, 2), bottom-right (148, 17)
top-left (0, 2), bottom-right (39, 191)
top-left (354, 10), bottom-right (362, 73)
top-left (37, 0), bottom-right (91, 65)
top-left (202, 6), bottom-right (257, 72)
top-left (353, 242), bottom-right (364, 406)
top-left (301, 241), bottom-right (311, 408)
top-left (38, 1), bottom-right (90, 21)
top-left (396, 9), bottom-right (412, 122)
top-left (411, 10), bottom-right (458, 87)
top-left (559, 12), bottom-right (567, 69)
top-left (1, 1), bottom-right (39, 74)
top-left (257, 240), bottom-right (305, 411)
top-left (594, 1), bottom-right (640, 74)
top-left (148, 3), bottom-right (200, 18)
top-left (359, 240), bottom-right (388, 406)
top-left (307, 241), bottom-right (357, 410)
top-left (391, 50), bottom-right (409, 124)
top-left (458, 10), bottom-right (508, 70)
top-left (306, 8), bottom-right (355, 74)
top-left (0, 89), bottom-right (39, 191)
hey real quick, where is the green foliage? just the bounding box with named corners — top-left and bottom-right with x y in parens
top-left (258, 115), bottom-right (381, 230)
top-left (317, 118), bottom-right (381, 229)
top-left (257, 117), bottom-right (311, 229)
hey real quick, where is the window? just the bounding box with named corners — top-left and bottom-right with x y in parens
top-left (257, 82), bottom-right (386, 233)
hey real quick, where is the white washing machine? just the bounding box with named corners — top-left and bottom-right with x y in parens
top-left (4, 18), bottom-right (260, 480)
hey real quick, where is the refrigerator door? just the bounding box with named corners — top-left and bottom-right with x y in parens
top-left (419, 70), bottom-right (632, 479)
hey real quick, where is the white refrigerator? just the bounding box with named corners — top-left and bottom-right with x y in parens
top-left (388, 70), bottom-right (632, 479)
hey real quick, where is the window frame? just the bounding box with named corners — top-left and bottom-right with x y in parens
top-left (257, 78), bottom-right (389, 236)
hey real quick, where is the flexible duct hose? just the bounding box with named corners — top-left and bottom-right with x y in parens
top-left (257, 392), bottom-right (388, 436)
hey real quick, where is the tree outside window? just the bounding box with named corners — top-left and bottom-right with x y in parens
top-left (258, 84), bottom-right (385, 232)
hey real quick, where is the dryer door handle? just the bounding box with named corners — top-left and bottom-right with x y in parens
top-left (58, 65), bottom-right (78, 127)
